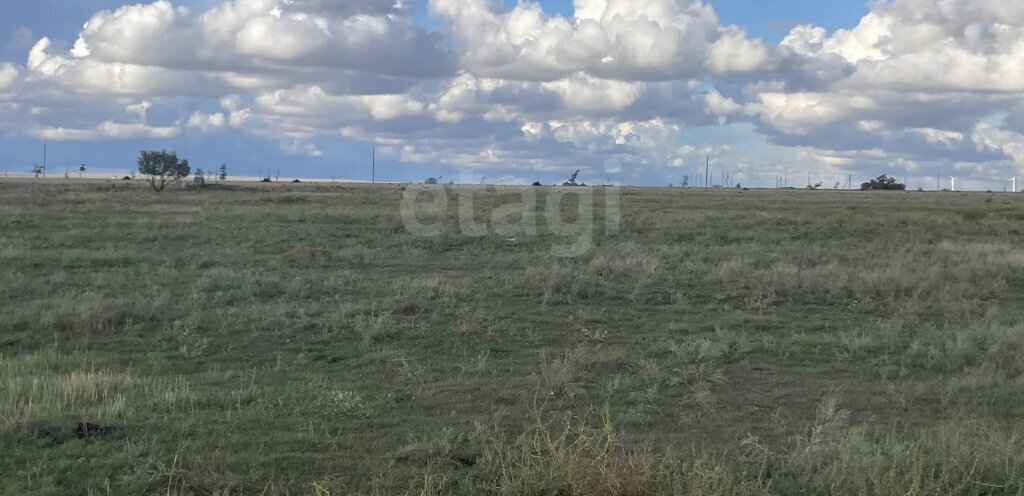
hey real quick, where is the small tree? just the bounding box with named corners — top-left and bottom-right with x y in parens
top-left (31, 164), bottom-right (42, 179)
top-left (860, 174), bottom-right (906, 191)
top-left (138, 150), bottom-right (190, 192)
top-left (563, 170), bottom-right (581, 186)
top-left (79, 164), bottom-right (86, 178)
top-left (218, 163), bottom-right (228, 181)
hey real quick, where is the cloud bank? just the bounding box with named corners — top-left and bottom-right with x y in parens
top-left (1, 0), bottom-right (1023, 186)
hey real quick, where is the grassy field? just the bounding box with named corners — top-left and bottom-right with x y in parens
top-left (2, 180), bottom-right (1024, 495)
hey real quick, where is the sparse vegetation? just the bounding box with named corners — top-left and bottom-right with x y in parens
top-left (2, 181), bottom-right (1024, 494)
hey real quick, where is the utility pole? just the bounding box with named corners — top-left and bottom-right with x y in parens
top-left (936, 173), bottom-right (941, 191)
top-left (705, 155), bottom-right (710, 190)
top-left (371, 147), bottom-right (376, 185)
top-left (42, 142), bottom-right (47, 179)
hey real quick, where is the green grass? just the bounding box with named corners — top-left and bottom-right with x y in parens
top-left (2, 180), bottom-right (1024, 495)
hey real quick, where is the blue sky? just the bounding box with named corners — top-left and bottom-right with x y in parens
top-left (1, 0), bottom-right (1021, 189)
top-left (528, 0), bottom-right (869, 42)
top-left (0, 0), bottom-right (867, 183)
top-left (712, 0), bottom-right (868, 41)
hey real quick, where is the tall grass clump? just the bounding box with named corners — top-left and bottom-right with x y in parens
top-left (744, 396), bottom-right (1024, 495)
top-left (482, 411), bottom-right (683, 496)
top-left (0, 351), bottom-right (194, 432)
top-left (475, 399), bottom-right (1024, 496)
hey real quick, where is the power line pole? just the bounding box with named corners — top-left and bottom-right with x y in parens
top-left (372, 146), bottom-right (376, 185)
top-left (705, 155), bottom-right (709, 190)
top-left (42, 142), bottom-right (47, 179)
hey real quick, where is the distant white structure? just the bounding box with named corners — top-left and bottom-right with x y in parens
top-left (951, 177), bottom-right (956, 192)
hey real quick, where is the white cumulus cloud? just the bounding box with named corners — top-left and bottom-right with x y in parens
top-left (0, 0), bottom-right (1023, 186)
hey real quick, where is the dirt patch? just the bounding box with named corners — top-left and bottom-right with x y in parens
top-left (73, 422), bottom-right (114, 439)
top-left (449, 453), bottom-right (478, 468)
top-left (718, 369), bottom-right (834, 415)
top-left (285, 249), bottom-right (332, 263)
top-left (392, 302), bottom-right (427, 316)
top-left (718, 368), bottom-right (945, 427)
top-left (20, 422), bottom-right (73, 445)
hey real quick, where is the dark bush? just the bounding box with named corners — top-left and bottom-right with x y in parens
top-left (860, 175), bottom-right (906, 191)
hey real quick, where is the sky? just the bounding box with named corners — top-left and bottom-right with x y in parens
top-left (0, 0), bottom-right (1022, 189)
